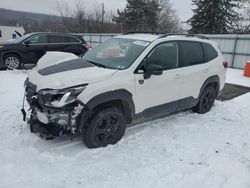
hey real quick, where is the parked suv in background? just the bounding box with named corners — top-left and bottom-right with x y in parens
top-left (23, 33), bottom-right (227, 148)
top-left (0, 32), bottom-right (89, 69)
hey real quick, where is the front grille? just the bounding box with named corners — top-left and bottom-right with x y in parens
top-left (25, 80), bottom-right (37, 104)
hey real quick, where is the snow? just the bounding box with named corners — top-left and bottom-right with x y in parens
top-left (0, 68), bottom-right (250, 188)
top-left (226, 68), bottom-right (250, 87)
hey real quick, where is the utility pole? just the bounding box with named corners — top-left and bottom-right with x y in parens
top-left (101, 3), bottom-right (105, 32)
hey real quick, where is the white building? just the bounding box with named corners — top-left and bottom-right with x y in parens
top-left (0, 26), bottom-right (25, 43)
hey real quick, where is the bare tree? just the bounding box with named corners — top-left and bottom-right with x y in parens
top-left (157, 0), bottom-right (182, 33)
top-left (55, 1), bottom-right (121, 33)
top-left (56, 2), bottom-right (75, 32)
top-left (232, 0), bottom-right (250, 33)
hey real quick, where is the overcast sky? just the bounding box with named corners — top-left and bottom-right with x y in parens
top-left (0, 0), bottom-right (193, 21)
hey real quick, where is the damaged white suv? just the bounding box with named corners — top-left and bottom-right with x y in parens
top-left (23, 33), bottom-right (227, 148)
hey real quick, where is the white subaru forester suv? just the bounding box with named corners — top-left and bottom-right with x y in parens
top-left (23, 33), bottom-right (227, 148)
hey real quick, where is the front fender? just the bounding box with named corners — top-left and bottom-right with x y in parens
top-left (86, 89), bottom-right (135, 118)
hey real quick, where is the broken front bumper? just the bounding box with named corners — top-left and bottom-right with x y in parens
top-left (29, 103), bottom-right (85, 137)
top-left (23, 80), bottom-right (88, 137)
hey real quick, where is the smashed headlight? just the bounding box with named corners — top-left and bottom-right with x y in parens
top-left (38, 84), bottom-right (87, 108)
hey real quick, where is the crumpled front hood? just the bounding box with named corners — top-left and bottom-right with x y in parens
top-left (28, 52), bottom-right (117, 91)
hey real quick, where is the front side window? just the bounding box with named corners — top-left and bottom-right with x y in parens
top-left (27, 34), bottom-right (47, 44)
top-left (83, 38), bottom-right (149, 70)
top-left (11, 33), bottom-right (32, 43)
top-left (146, 42), bottom-right (178, 70)
top-left (0, 30), bottom-right (2, 38)
top-left (179, 41), bottom-right (204, 67)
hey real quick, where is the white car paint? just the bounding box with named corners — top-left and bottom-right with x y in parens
top-left (28, 34), bottom-right (226, 114)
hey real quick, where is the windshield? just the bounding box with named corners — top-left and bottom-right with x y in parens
top-left (9, 33), bottom-right (32, 43)
top-left (83, 38), bottom-right (150, 70)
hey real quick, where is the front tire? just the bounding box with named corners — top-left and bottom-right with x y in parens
top-left (192, 86), bottom-right (217, 114)
top-left (83, 107), bottom-right (127, 148)
top-left (4, 54), bottom-right (22, 70)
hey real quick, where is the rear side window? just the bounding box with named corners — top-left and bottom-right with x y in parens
top-left (68, 36), bottom-right (80, 43)
top-left (202, 43), bottom-right (218, 62)
top-left (0, 30), bottom-right (2, 38)
top-left (48, 35), bottom-right (69, 43)
top-left (179, 42), bottom-right (204, 67)
top-left (48, 35), bottom-right (80, 43)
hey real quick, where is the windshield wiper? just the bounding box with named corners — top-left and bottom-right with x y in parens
top-left (84, 59), bottom-right (107, 68)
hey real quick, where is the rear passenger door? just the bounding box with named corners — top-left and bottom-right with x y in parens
top-left (178, 41), bottom-right (210, 103)
top-left (47, 35), bottom-right (69, 52)
top-left (47, 35), bottom-right (82, 54)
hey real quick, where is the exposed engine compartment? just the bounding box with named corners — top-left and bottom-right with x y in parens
top-left (24, 79), bottom-right (86, 138)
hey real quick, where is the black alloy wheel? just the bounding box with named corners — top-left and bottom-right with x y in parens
top-left (84, 107), bottom-right (126, 148)
top-left (94, 114), bottom-right (122, 147)
top-left (192, 86), bottom-right (217, 114)
top-left (202, 89), bottom-right (215, 110)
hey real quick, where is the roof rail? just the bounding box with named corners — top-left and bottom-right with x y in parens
top-left (124, 31), bottom-right (164, 35)
top-left (158, 33), bottom-right (209, 40)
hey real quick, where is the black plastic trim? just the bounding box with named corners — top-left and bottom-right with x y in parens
top-left (135, 97), bottom-right (198, 121)
top-left (86, 89), bottom-right (135, 118)
top-left (199, 75), bottom-right (220, 97)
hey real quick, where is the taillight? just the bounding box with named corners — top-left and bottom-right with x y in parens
top-left (82, 43), bottom-right (91, 51)
top-left (223, 61), bottom-right (228, 69)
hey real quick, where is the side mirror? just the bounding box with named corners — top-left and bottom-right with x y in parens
top-left (24, 40), bottom-right (30, 47)
top-left (144, 64), bottom-right (163, 79)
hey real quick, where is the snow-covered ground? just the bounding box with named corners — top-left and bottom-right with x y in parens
top-left (226, 68), bottom-right (250, 87)
top-left (0, 68), bottom-right (250, 188)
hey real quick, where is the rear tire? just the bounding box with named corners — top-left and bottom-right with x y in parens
top-left (192, 86), bottom-right (217, 114)
top-left (4, 54), bottom-right (22, 70)
top-left (72, 51), bottom-right (82, 56)
top-left (83, 107), bottom-right (127, 149)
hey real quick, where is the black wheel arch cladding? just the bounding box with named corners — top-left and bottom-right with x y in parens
top-left (199, 75), bottom-right (220, 97)
top-left (3, 51), bottom-right (23, 62)
top-left (86, 89), bottom-right (136, 121)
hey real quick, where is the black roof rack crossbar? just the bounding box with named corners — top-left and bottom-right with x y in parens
top-left (123, 32), bottom-right (209, 40)
top-left (124, 31), bottom-right (165, 35)
top-left (158, 33), bottom-right (209, 40)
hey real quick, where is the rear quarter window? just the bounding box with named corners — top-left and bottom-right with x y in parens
top-left (68, 36), bottom-right (80, 43)
top-left (202, 43), bottom-right (218, 62)
top-left (179, 41), bottom-right (204, 67)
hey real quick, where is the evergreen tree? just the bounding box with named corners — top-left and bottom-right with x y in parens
top-left (113, 0), bottom-right (160, 32)
top-left (188, 0), bottom-right (241, 34)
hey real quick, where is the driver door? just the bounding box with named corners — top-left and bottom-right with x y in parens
top-left (134, 42), bottom-right (183, 115)
top-left (22, 34), bottom-right (47, 63)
